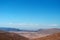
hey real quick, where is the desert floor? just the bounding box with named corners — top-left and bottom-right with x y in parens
top-left (10, 31), bottom-right (50, 39)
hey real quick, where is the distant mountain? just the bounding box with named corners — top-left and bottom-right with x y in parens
top-left (0, 30), bottom-right (29, 40)
top-left (37, 28), bottom-right (60, 34)
top-left (0, 27), bottom-right (60, 33)
top-left (0, 27), bottom-right (37, 32)
top-left (0, 27), bottom-right (38, 32)
top-left (34, 32), bottom-right (60, 40)
top-left (0, 27), bottom-right (21, 31)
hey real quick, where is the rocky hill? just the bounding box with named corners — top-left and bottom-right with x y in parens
top-left (0, 30), bottom-right (29, 40)
top-left (34, 32), bottom-right (60, 40)
top-left (37, 28), bottom-right (60, 34)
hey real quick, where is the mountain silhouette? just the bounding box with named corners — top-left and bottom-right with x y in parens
top-left (0, 27), bottom-right (21, 31)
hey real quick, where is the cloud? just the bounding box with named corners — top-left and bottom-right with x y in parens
top-left (0, 23), bottom-right (59, 28)
top-left (48, 24), bottom-right (58, 27)
top-left (18, 23), bottom-right (40, 27)
top-left (0, 23), bottom-right (40, 27)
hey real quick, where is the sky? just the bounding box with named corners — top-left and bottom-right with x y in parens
top-left (0, 0), bottom-right (60, 30)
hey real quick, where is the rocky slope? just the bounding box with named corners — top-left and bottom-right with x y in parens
top-left (34, 32), bottom-right (60, 40)
top-left (0, 30), bottom-right (29, 40)
top-left (37, 28), bottom-right (60, 34)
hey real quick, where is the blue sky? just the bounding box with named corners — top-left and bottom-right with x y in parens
top-left (0, 0), bottom-right (60, 30)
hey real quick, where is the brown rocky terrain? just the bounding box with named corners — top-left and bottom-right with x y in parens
top-left (0, 30), bottom-right (29, 40)
top-left (10, 28), bottom-right (60, 39)
top-left (0, 28), bottom-right (60, 40)
top-left (37, 28), bottom-right (60, 34)
top-left (33, 32), bottom-right (60, 40)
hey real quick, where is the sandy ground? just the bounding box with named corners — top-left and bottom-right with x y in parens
top-left (10, 31), bottom-right (50, 39)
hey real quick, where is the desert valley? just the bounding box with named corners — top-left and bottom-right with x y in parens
top-left (0, 28), bottom-right (60, 40)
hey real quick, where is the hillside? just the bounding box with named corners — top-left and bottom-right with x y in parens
top-left (37, 28), bottom-right (60, 34)
top-left (34, 32), bottom-right (60, 40)
top-left (0, 30), bottom-right (29, 40)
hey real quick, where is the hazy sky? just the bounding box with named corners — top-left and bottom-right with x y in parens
top-left (0, 0), bottom-right (60, 30)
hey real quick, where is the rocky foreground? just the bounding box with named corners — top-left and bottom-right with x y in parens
top-left (33, 32), bottom-right (60, 40)
top-left (0, 30), bottom-right (60, 40)
top-left (0, 30), bottom-right (29, 40)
